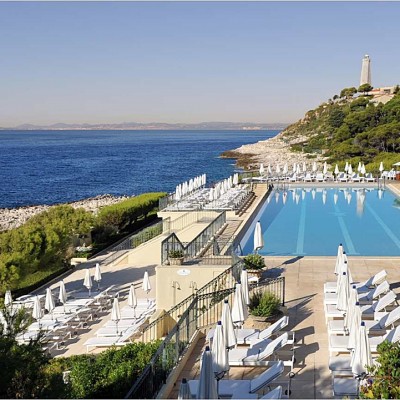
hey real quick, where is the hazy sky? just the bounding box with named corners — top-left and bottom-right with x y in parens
top-left (1, 2), bottom-right (400, 126)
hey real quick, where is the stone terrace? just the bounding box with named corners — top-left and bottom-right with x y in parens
top-left (170, 255), bottom-right (400, 399)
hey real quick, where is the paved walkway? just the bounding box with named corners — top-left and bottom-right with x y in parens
top-left (171, 255), bottom-right (400, 399)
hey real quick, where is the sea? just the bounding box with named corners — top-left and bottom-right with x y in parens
top-left (0, 130), bottom-right (279, 208)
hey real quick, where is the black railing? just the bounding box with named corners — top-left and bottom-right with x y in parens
top-left (125, 275), bottom-right (285, 399)
top-left (161, 211), bottom-right (226, 264)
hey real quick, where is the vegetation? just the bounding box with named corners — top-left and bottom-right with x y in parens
top-left (168, 249), bottom-right (184, 258)
top-left (249, 291), bottom-right (281, 318)
top-left (360, 341), bottom-right (400, 399)
top-left (243, 254), bottom-right (265, 270)
top-left (0, 192), bottom-right (166, 297)
top-left (284, 88), bottom-right (400, 172)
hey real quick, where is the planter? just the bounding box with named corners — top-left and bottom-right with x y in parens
top-left (247, 269), bottom-right (263, 280)
top-left (169, 257), bottom-right (184, 266)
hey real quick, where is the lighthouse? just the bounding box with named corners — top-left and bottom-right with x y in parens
top-left (360, 55), bottom-right (371, 86)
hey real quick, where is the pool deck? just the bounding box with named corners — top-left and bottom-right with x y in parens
top-left (170, 254), bottom-right (400, 399)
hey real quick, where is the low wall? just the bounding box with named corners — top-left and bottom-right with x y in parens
top-left (156, 264), bottom-right (230, 311)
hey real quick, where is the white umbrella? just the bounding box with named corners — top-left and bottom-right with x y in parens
top-left (212, 321), bottom-right (229, 384)
top-left (231, 283), bottom-right (248, 329)
top-left (221, 300), bottom-right (236, 349)
top-left (283, 163), bottom-right (288, 175)
top-left (357, 162), bottom-right (362, 172)
top-left (351, 321), bottom-right (373, 377)
top-left (4, 290), bottom-right (12, 307)
top-left (32, 295), bottom-right (43, 327)
top-left (312, 161), bottom-right (317, 172)
top-left (240, 269), bottom-right (250, 305)
top-left (348, 300), bottom-right (362, 351)
top-left (83, 268), bottom-right (93, 297)
top-left (323, 162), bottom-right (328, 175)
top-left (178, 378), bottom-right (191, 400)
top-left (275, 164), bottom-right (281, 174)
top-left (111, 296), bottom-right (121, 335)
top-left (196, 346), bottom-right (218, 399)
top-left (128, 284), bottom-right (138, 318)
top-left (292, 163), bottom-right (297, 173)
top-left (337, 271), bottom-right (350, 312)
top-left (302, 162), bottom-right (307, 173)
top-left (45, 287), bottom-right (55, 319)
top-left (334, 164), bottom-right (339, 175)
top-left (267, 164), bottom-right (272, 175)
top-left (379, 161), bottom-right (384, 173)
top-left (296, 164), bottom-right (301, 174)
top-left (334, 244), bottom-right (344, 275)
top-left (94, 263), bottom-right (102, 290)
top-left (345, 161), bottom-right (349, 172)
top-left (142, 271), bottom-right (152, 302)
top-left (348, 164), bottom-right (353, 175)
top-left (361, 163), bottom-right (366, 175)
top-left (58, 280), bottom-right (67, 312)
top-left (344, 286), bottom-right (358, 334)
top-left (259, 163), bottom-right (265, 176)
top-left (253, 221), bottom-right (264, 253)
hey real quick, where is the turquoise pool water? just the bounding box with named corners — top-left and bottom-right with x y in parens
top-left (240, 187), bottom-right (400, 256)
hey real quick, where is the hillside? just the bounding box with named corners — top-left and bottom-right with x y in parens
top-left (281, 87), bottom-right (400, 171)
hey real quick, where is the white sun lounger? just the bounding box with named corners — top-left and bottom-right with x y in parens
top-left (188, 361), bottom-right (284, 399)
top-left (227, 332), bottom-right (294, 370)
top-left (333, 375), bottom-right (359, 398)
top-left (324, 280), bottom-right (389, 306)
top-left (303, 173), bottom-right (313, 182)
top-left (364, 173), bottom-right (376, 182)
top-left (337, 173), bottom-right (348, 182)
top-left (324, 269), bottom-right (387, 294)
top-left (357, 281), bottom-right (390, 304)
top-left (324, 304), bottom-right (345, 323)
top-left (96, 318), bottom-right (145, 337)
top-left (120, 305), bottom-right (155, 320)
top-left (207, 316), bottom-right (289, 346)
top-left (355, 270), bottom-right (387, 293)
top-left (329, 326), bottom-right (400, 371)
top-left (84, 324), bottom-right (142, 352)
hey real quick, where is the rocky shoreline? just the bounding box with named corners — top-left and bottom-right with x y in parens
top-left (221, 130), bottom-right (325, 170)
top-left (0, 194), bottom-right (132, 232)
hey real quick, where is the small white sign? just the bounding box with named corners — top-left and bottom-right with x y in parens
top-left (177, 269), bottom-right (191, 276)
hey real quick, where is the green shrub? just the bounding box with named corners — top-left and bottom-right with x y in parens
top-left (249, 291), bottom-right (280, 318)
top-left (243, 254), bottom-right (265, 270)
top-left (168, 249), bottom-right (184, 258)
top-left (96, 192), bottom-right (165, 233)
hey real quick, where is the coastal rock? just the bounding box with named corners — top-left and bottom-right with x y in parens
top-left (0, 194), bottom-right (132, 232)
top-left (229, 131), bottom-right (325, 169)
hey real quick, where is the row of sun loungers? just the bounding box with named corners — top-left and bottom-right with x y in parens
top-left (165, 186), bottom-right (251, 211)
top-left (255, 172), bottom-right (378, 183)
top-left (83, 299), bottom-right (156, 352)
top-left (200, 315), bottom-right (295, 398)
top-left (12, 287), bottom-right (116, 351)
top-left (323, 248), bottom-right (400, 397)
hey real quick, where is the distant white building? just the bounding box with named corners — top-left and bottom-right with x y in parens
top-left (360, 54), bottom-right (372, 86)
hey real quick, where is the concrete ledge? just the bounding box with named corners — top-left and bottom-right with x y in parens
top-left (156, 330), bottom-right (204, 399)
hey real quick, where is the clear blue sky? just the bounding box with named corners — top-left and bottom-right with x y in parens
top-left (1, 2), bottom-right (400, 126)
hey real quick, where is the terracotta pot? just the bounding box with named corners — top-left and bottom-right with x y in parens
top-left (169, 257), bottom-right (184, 266)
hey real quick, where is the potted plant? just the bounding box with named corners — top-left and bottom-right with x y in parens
top-left (243, 253), bottom-right (265, 280)
top-left (249, 291), bottom-right (281, 322)
top-left (168, 249), bottom-right (185, 265)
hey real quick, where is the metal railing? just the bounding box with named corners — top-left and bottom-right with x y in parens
top-left (161, 211), bottom-right (226, 264)
top-left (125, 274), bottom-right (285, 399)
top-left (103, 221), bottom-right (164, 266)
top-left (162, 211), bottom-right (219, 234)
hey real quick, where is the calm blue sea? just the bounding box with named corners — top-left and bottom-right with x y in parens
top-left (0, 130), bottom-right (278, 208)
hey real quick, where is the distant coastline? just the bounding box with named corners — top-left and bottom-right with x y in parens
top-left (0, 122), bottom-right (289, 131)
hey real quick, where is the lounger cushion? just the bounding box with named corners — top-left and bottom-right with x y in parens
top-left (329, 356), bottom-right (351, 372)
top-left (250, 362), bottom-right (284, 393)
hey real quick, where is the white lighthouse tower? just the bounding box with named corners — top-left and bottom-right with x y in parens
top-left (360, 55), bottom-right (371, 86)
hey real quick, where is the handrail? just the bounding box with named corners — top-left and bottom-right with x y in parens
top-left (125, 275), bottom-right (285, 399)
top-left (160, 211), bottom-right (226, 264)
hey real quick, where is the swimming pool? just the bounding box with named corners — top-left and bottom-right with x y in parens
top-left (240, 187), bottom-right (400, 256)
